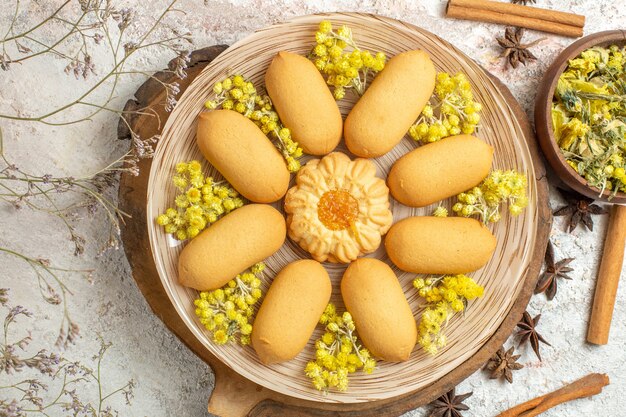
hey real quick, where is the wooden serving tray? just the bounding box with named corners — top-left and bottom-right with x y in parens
top-left (118, 45), bottom-right (551, 416)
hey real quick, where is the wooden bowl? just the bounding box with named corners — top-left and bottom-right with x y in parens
top-left (535, 30), bottom-right (626, 204)
top-left (145, 13), bottom-right (549, 405)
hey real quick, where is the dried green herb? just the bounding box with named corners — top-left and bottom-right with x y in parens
top-left (0, 289), bottom-right (135, 415)
top-left (552, 45), bottom-right (626, 198)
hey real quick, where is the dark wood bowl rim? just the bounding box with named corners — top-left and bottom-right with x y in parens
top-left (535, 29), bottom-right (626, 204)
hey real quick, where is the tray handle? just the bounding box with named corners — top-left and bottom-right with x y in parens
top-left (208, 361), bottom-right (270, 417)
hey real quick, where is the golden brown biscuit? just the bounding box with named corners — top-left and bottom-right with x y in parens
top-left (265, 51), bottom-right (342, 155)
top-left (284, 152), bottom-right (393, 263)
top-left (178, 204), bottom-right (286, 290)
top-left (388, 135), bottom-right (493, 207)
top-left (252, 260), bottom-right (331, 364)
top-left (385, 216), bottom-right (496, 274)
top-left (341, 258), bottom-right (417, 362)
top-left (344, 50), bottom-right (436, 158)
top-left (197, 110), bottom-right (289, 203)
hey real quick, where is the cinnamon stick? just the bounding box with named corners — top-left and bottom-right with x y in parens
top-left (451, 0), bottom-right (584, 26)
top-left (497, 373), bottom-right (610, 417)
top-left (587, 205), bottom-right (626, 345)
top-left (446, 0), bottom-right (585, 38)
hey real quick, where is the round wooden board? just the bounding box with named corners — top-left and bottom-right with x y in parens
top-left (118, 38), bottom-right (550, 417)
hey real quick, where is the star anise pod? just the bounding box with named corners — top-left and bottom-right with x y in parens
top-left (511, 0), bottom-right (536, 4)
top-left (484, 346), bottom-right (524, 383)
top-left (553, 188), bottom-right (608, 232)
top-left (497, 27), bottom-right (543, 69)
top-left (516, 311), bottom-right (551, 361)
top-left (429, 388), bottom-right (473, 417)
top-left (535, 241), bottom-right (575, 300)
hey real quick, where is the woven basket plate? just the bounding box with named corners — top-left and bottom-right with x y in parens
top-left (147, 13), bottom-right (539, 403)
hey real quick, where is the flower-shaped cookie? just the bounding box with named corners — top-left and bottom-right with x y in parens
top-left (284, 152), bottom-right (393, 263)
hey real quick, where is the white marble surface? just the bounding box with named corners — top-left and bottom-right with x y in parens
top-left (1, 1), bottom-right (625, 416)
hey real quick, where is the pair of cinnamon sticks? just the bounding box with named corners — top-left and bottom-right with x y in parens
top-left (446, 0), bottom-right (585, 38)
top-left (497, 373), bottom-right (609, 417)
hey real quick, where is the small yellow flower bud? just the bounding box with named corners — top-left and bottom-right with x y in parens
top-left (175, 195), bottom-right (189, 208)
top-left (422, 105), bottom-right (434, 118)
top-left (313, 44), bottom-right (328, 57)
top-left (156, 214), bottom-right (169, 225)
top-left (448, 114), bottom-right (460, 126)
top-left (337, 25), bottom-right (351, 38)
top-left (188, 160), bottom-right (201, 173)
top-left (265, 120), bottom-right (277, 132)
top-left (186, 188), bottom-right (201, 203)
top-left (243, 82), bottom-right (255, 95)
top-left (433, 206), bottom-right (448, 217)
top-left (345, 67), bottom-right (358, 78)
top-left (315, 31), bottom-right (328, 44)
top-left (175, 229), bottom-right (188, 240)
top-left (222, 78), bottom-right (232, 90)
top-left (329, 45), bottom-right (342, 58)
top-left (232, 74), bottom-right (244, 87)
top-left (175, 162), bottom-right (188, 173)
top-left (450, 126), bottom-right (461, 135)
top-left (467, 113), bottom-right (480, 125)
top-left (509, 205), bottom-right (523, 216)
top-left (335, 74), bottom-right (348, 86)
top-left (342, 312), bottom-right (352, 323)
top-left (230, 88), bottom-right (243, 100)
top-left (213, 330), bottom-right (228, 344)
top-left (333, 87), bottom-right (345, 100)
top-left (234, 102), bottom-right (246, 114)
top-left (287, 157), bottom-right (301, 173)
top-left (319, 20), bottom-right (332, 34)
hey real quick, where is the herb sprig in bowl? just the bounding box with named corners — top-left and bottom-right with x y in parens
top-left (552, 44), bottom-right (626, 199)
top-left (535, 31), bottom-right (626, 203)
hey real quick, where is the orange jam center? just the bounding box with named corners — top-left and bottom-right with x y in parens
top-left (317, 190), bottom-right (359, 231)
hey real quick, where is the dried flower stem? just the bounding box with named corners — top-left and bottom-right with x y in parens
top-left (0, 0), bottom-right (188, 257)
top-left (0, 1), bottom-right (193, 412)
top-left (0, 131), bottom-right (136, 255)
top-left (1, 291), bottom-right (134, 415)
top-left (1, 0), bottom-right (189, 125)
top-left (0, 247), bottom-right (91, 348)
top-left (0, 0), bottom-right (189, 244)
top-left (0, 0), bottom-right (191, 354)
